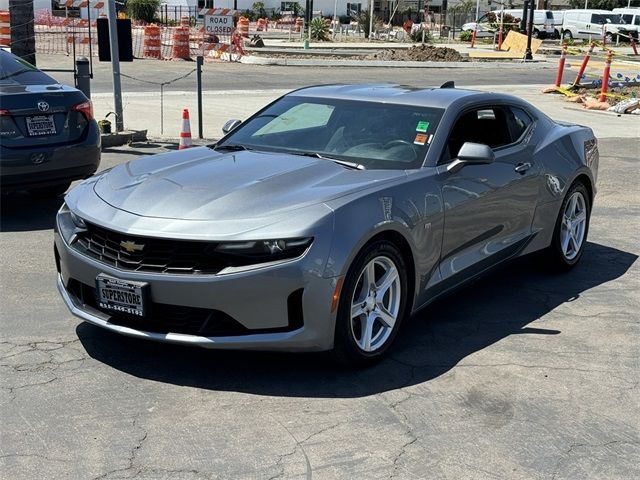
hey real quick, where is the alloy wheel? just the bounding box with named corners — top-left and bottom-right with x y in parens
top-left (560, 191), bottom-right (587, 260)
top-left (349, 256), bottom-right (402, 352)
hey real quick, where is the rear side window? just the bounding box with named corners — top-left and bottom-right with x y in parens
top-left (507, 107), bottom-right (533, 142)
top-left (0, 52), bottom-right (57, 86)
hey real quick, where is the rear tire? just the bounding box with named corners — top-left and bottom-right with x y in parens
top-left (332, 241), bottom-right (409, 367)
top-left (27, 182), bottom-right (71, 198)
top-left (544, 181), bottom-right (591, 271)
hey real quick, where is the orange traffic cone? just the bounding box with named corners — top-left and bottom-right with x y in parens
top-left (179, 108), bottom-right (193, 150)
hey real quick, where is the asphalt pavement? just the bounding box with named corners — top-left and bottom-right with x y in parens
top-left (1, 135), bottom-right (638, 479)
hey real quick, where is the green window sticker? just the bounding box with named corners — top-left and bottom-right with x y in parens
top-left (416, 121), bottom-right (430, 133)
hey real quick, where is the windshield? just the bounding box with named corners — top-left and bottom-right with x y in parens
top-left (0, 51), bottom-right (57, 86)
top-left (218, 96), bottom-right (444, 170)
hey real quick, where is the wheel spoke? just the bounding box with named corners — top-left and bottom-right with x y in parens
top-left (569, 233), bottom-right (579, 253)
top-left (376, 303), bottom-right (396, 328)
top-left (376, 266), bottom-right (398, 297)
top-left (573, 210), bottom-right (586, 224)
top-left (568, 194), bottom-right (578, 216)
top-left (362, 261), bottom-right (376, 290)
top-left (351, 303), bottom-right (365, 319)
top-left (561, 231), bottom-right (571, 255)
top-left (360, 314), bottom-right (376, 352)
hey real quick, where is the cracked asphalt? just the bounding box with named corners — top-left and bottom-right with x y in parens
top-left (1, 138), bottom-right (638, 479)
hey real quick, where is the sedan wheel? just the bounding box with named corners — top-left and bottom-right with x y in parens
top-left (546, 181), bottom-right (590, 270)
top-left (333, 241), bottom-right (408, 366)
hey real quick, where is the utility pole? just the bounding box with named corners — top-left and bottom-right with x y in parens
top-left (9, 0), bottom-right (36, 65)
top-left (106, 0), bottom-right (124, 132)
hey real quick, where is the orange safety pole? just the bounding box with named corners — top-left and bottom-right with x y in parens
top-left (555, 44), bottom-right (568, 88)
top-left (470, 26), bottom-right (477, 48)
top-left (497, 28), bottom-right (504, 50)
top-left (599, 50), bottom-right (612, 103)
top-left (631, 36), bottom-right (638, 56)
top-left (572, 42), bottom-right (595, 86)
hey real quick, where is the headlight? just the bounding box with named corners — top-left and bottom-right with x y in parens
top-left (213, 238), bottom-right (313, 266)
top-left (70, 210), bottom-right (87, 229)
top-left (57, 203), bottom-right (87, 243)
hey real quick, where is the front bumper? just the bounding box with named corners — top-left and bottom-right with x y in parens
top-left (55, 231), bottom-right (339, 352)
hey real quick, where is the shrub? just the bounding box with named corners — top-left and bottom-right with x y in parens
top-left (409, 27), bottom-right (434, 43)
top-left (352, 11), bottom-right (381, 39)
top-left (459, 29), bottom-right (473, 41)
top-left (126, 0), bottom-right (160, 24)
top-left (310, 17), bottom-right (330, 40)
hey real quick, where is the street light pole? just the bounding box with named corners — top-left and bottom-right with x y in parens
top-left (106, 0), bottom-right (124, 132)
top-left (369, 0), bottom-right (374, 41)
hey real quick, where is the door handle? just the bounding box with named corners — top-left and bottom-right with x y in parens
top-left (515, 162), bottom-right (532, 174)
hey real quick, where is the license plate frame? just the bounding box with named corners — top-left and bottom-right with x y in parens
top-left (26, 115), bottom-right (56, 136)
top-left (95, 274), bottom-right (149, 317)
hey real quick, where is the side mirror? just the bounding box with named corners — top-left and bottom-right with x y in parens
top-left (222, 119), bottom-right (242, 135)
top-left (447, 142), bottom-right (495, 173)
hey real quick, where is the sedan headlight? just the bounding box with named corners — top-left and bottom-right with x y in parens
top-left (213, 238), bottom-right (313, 266)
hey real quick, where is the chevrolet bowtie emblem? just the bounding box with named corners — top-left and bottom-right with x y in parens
top-left (120, 240), bottom-right (144, 253)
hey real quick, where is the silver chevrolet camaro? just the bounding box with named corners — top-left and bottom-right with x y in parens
top-left (55, 84), bottom-right (598, 365)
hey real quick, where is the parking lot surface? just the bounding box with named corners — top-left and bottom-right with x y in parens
top-left (1, 138), bottom-right (638, 479)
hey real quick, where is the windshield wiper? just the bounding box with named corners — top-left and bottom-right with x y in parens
top-left (212, 144), bottom-right (252, 152)
top-left (291, 151), bottom-right (365, 170)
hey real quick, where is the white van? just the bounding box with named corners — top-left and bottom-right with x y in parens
top-left (562, 9), bottom-right (639, 42)
top-left (612, 8), bottom-right (640, 30)
top-left (551, 11), bottom-right (565, 39)
top-left (461, 9), bottom-right (554, 39)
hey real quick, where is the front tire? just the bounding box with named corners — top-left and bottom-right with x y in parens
top-left (563, 30), bottom-right (573, 40)
top-left (332, 241), bottom-right (409, 367)
top-left (545, 181), bottom-right (591, 271)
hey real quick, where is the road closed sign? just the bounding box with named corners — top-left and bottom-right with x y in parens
top-left (205, 14), bottom-right (234, 36)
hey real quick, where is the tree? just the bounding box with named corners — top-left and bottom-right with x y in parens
top-left (126, 0), bottom-right (160, 24)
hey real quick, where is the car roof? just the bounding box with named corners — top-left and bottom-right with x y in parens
top-left (287, 84), bottom-right (505, 109)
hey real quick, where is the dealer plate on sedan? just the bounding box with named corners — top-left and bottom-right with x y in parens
top-left (26, 115), bottom-right (56, 136)
top-left (96, 274), bottom-right (148, 317)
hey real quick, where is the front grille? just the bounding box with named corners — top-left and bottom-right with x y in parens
top-left (74, 222), bottom-right (226, 275)
top-left (66, 280), bottom-right (304, 337)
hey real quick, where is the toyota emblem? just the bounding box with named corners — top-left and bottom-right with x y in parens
top-left (37, 101), bottom-right (50, 112)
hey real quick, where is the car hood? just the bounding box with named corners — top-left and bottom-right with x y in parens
top-left (92, 147), bottom-right (405, 221)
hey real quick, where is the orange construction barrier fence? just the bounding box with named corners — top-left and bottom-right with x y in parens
top-left (171, 26), bottom-right (191, 60)
top-left (143, 24), bottom-right (162, 59)
top-left (0, 10), bottom-right (10, 46)
top-left (237, 16), bottom-right (249, 37)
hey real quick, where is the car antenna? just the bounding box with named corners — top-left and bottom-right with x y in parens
top-left (440, 81), bottom-right (455, 88)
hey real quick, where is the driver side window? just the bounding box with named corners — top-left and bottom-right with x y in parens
top-left (442, 106), bottom-right (512, 164)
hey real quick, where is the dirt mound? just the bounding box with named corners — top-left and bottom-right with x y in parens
top-left (364, 45), bottom-right (466, 62)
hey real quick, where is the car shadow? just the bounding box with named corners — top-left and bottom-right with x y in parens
top-left (76, 242), bottom-right (637, 398)
top-left (0, 192), bottom-right (64, 232)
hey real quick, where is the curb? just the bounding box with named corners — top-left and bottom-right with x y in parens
top-left (101, 130), bottom-right (148, 149)
top-left (240, 56), bottom-right (553, 68)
